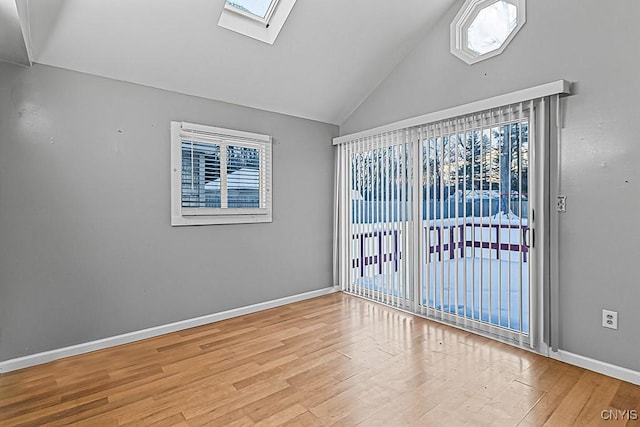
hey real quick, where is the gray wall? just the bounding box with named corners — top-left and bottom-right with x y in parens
top-left (0, 63), bottom-right (337, 362)
top-left (342, 0), bottom-right (640, 371)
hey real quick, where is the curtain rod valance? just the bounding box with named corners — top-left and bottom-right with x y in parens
top-left (334, 80), bottom-right (571, 145)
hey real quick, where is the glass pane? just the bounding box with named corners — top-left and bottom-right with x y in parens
top-left (181, 141), bottom-right (221, 208)
top-left (467, 1), bottom-right (517, 55)
top-left (420, 119), bottom-right (529, 333)
top-left (227, 145), bottom-right (260, 208)
top-left (226, 0), bottom-right (274, 19)
top-left (349, 143), bottom-right (410, 299)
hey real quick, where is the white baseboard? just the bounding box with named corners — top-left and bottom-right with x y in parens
top-left (0, 287), bottom-right (338, 374)
top-left (551, 350), bottom-right (640, 386)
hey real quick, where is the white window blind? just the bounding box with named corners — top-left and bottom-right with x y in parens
top-left (334, 81), bottom-right (571, 351)
top-left (171, 122), bottom-right (272, 226)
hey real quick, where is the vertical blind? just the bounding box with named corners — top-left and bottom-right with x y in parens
top-left (335, 104), bottom-right (535, 346)
top-left (334, 82), bottom-right (571, 348)
top-left (336, 129), bottom-right (417, 311)
top-left (416, 103), bottom-right (533, 344)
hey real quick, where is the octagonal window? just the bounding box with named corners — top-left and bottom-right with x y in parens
top-left (467, 2), bottom-right (517, 55)
top-left (451, 0), bottom-right (526, 64)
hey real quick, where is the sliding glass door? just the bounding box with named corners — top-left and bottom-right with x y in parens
top-left (345, 131), bottom-right (415, 310)
top-left (417, 106), bottom-right (532, 344)
top-left (336, 101), bottom-right (543, 348)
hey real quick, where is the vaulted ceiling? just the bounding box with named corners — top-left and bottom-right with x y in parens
top-left (2, 0), bottom-right (457, 124)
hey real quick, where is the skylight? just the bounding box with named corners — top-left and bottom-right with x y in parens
top-left (225, 0), bottom-right (279, 23)
top-left (219, 0), bottom-right (296, 44)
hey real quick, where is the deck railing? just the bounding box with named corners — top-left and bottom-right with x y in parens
top-left (427, 221), bottom-right (529, 263)
top-left (351, 229), bottom-right (400, 277)
top-left (352, 220), bottom-right (528, 277)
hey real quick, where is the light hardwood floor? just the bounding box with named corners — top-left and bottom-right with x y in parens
top-left (1, 293), bottom-right (639, 426)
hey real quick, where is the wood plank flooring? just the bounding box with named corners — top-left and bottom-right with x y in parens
top-left (1, 293), bottom-right (639, 426)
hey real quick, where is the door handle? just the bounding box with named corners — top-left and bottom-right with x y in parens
top-left (523, 228), bottom-right (534, 248)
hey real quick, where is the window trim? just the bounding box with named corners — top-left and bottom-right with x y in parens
top-left (171, 121), bottom-right (273, 226)
top-left (450, 0), bottom-right (526, 65)
top-left (218, 0), bottom-right (297, 45)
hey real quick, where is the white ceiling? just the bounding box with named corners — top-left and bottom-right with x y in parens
top-left (17, 0), bottom-right (457, 124)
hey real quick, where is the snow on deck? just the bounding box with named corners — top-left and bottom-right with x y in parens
top-left (352, 255), bottom-right (529, 333)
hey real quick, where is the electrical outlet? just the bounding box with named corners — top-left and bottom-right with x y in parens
top-left (602, 309), bottom-right (618, 330)
top-left (557, 195), bottom-right (567, 212)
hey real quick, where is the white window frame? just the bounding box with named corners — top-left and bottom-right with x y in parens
top-left (218, 0), bottom-right (297, 44)
top-left (171, 121), bottom-right (273, 226)
top-left (450, 0), bottom-right (526, 65)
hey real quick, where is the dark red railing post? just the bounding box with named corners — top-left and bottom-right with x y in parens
top-left (360, 233), bottom-right (365, 277)
top-left (394, 230), bottom-right (399, 271)
top-left (449, 226), bottom-right (455, 260)
top-left (496, 224), bottom-right (501, 260)
top-left (378, 231), bottom-right (383, 274)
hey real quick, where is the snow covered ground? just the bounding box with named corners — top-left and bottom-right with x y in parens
top-left (352, 257), bottom-right (529, 333)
